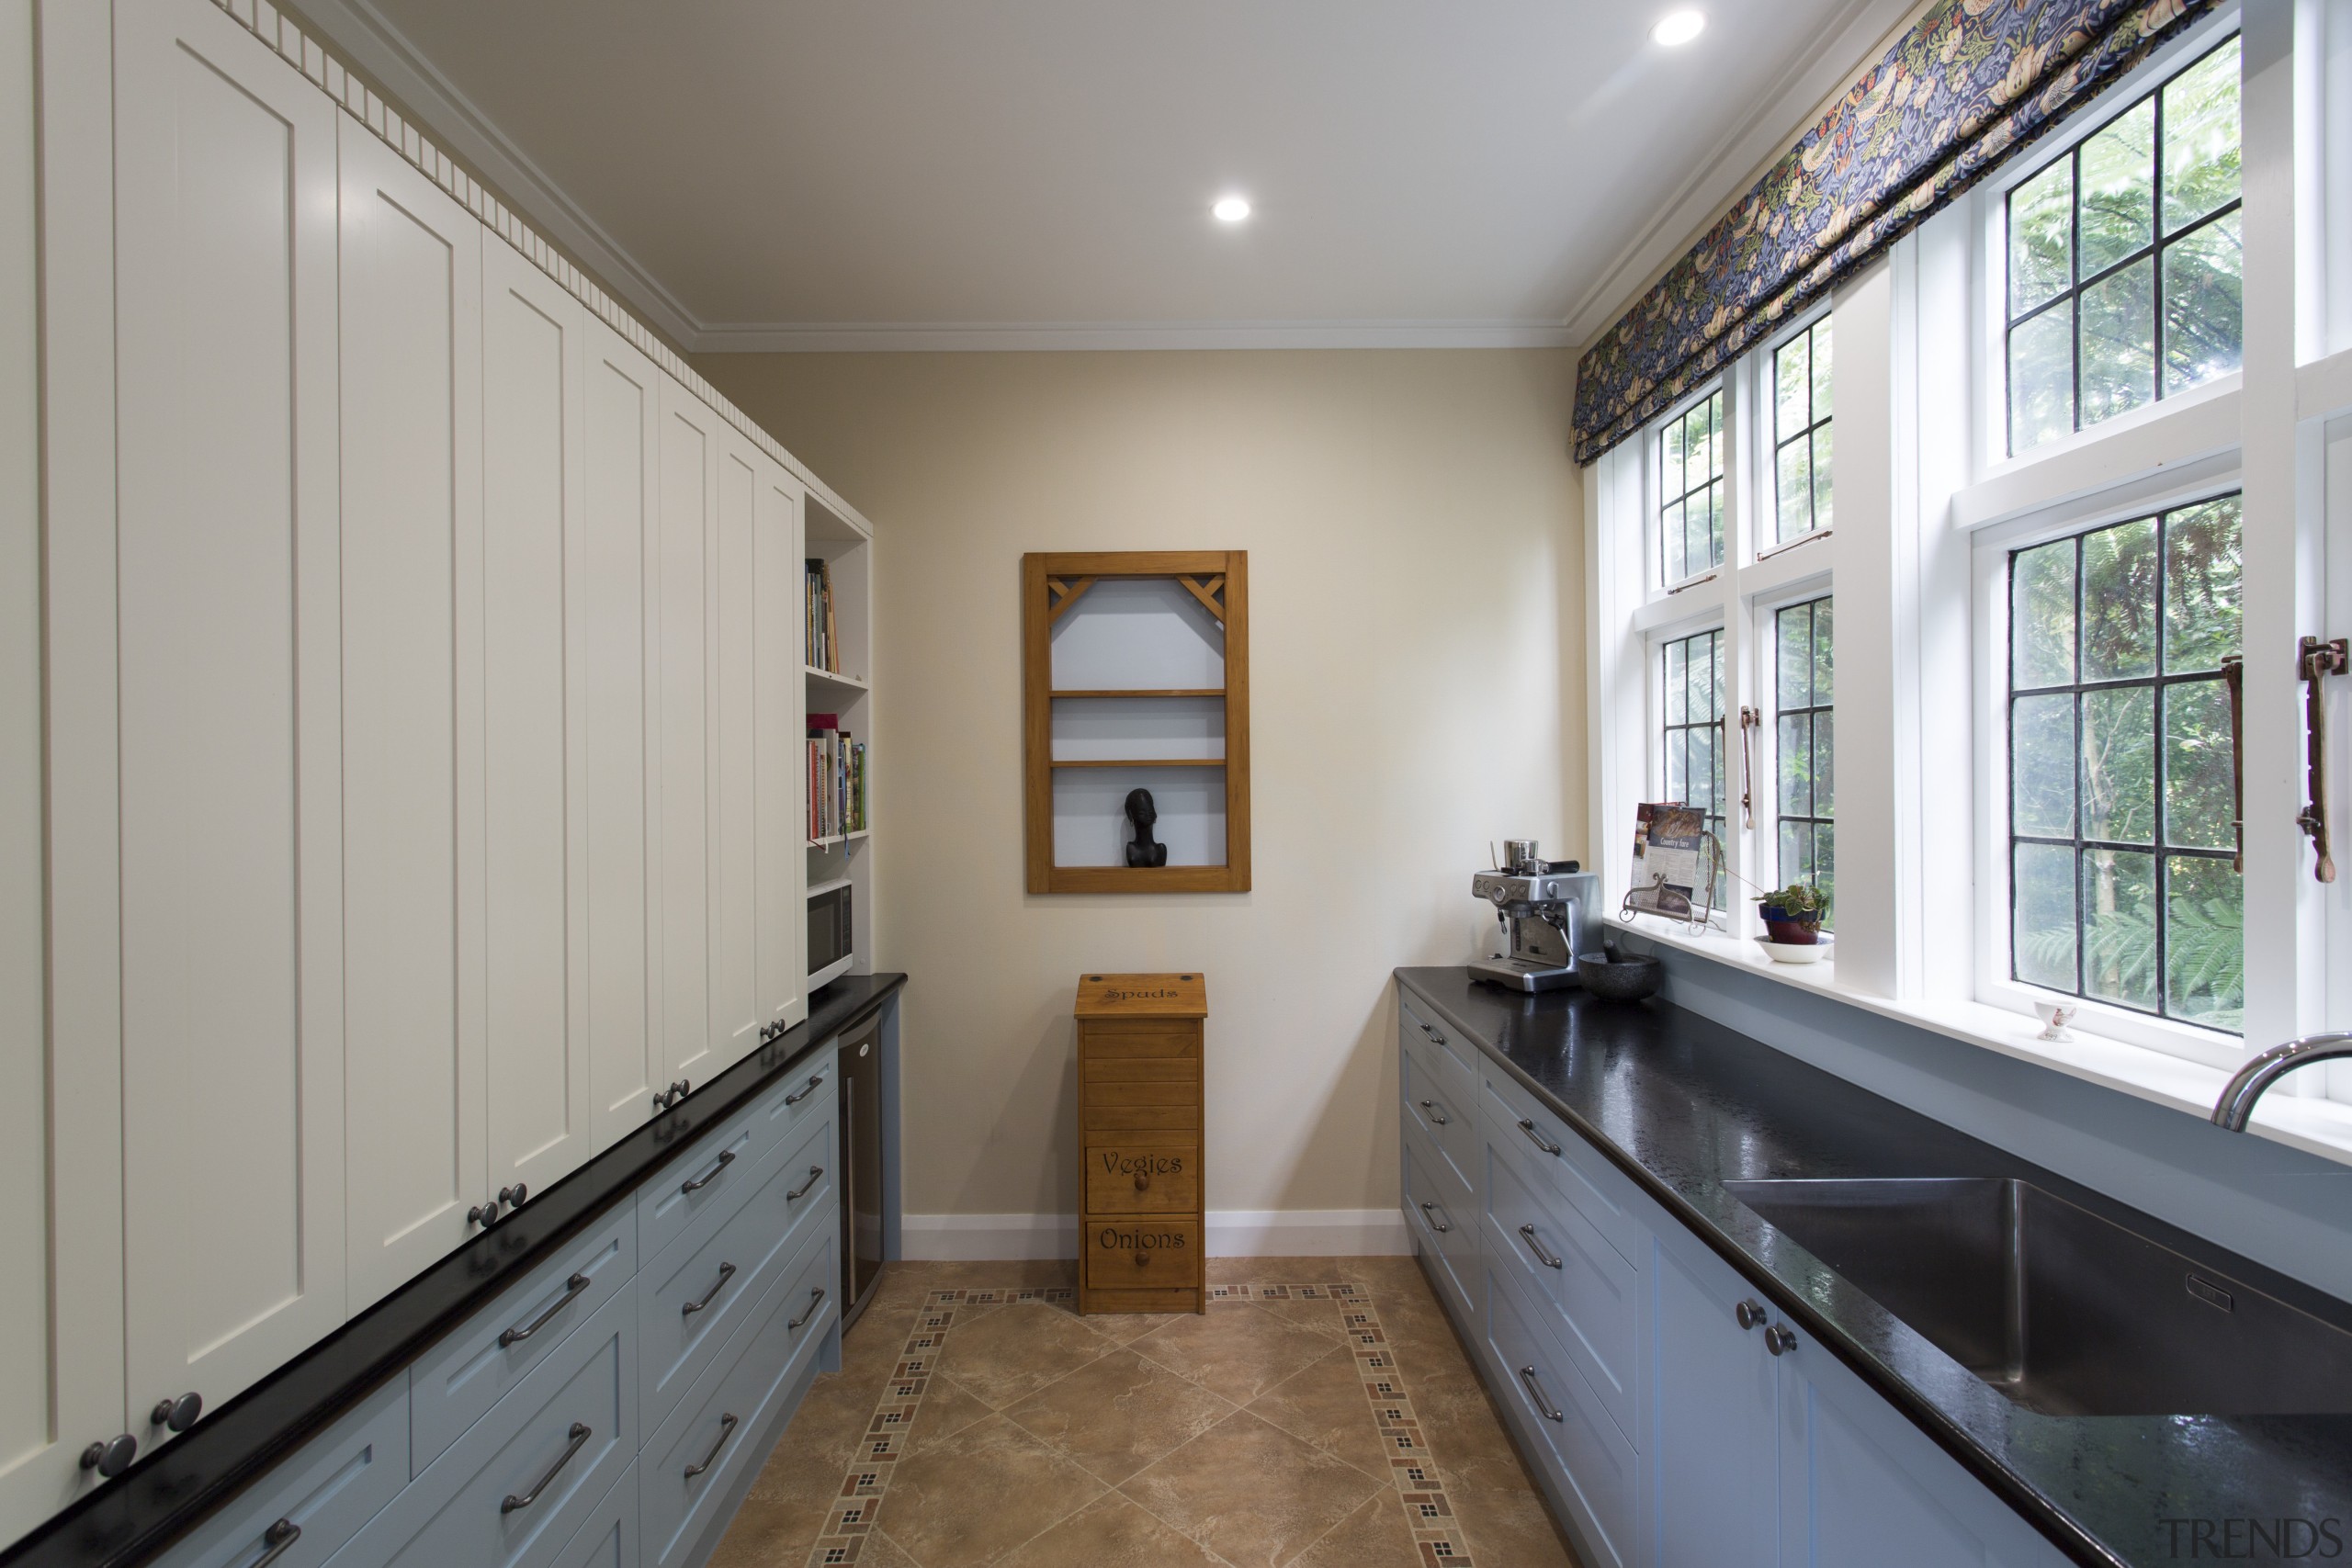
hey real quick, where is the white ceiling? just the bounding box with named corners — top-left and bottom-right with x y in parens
top-left (296, 0), bottom-right (1922, 352)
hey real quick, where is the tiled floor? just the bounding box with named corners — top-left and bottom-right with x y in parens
top-left (708, 1257), bottom-right (1582, 1568)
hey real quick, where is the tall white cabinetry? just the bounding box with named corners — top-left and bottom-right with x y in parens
top-left (1, 0), bottom-right (864, 1545)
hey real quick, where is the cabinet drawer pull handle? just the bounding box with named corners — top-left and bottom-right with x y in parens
top-left (682, 1262), bottom-right (738, 1318)
top-left (785, 1074), bottom-right (826, 1106)
top-left (681, 1148), bottom-right (736, 1193)
top-left (1418, 1099), bottom-right (1450, 1126)
top-left (1419, 1200), bottom-right (1452, 1234)
top-left (1765, 1325), bottom-right (1799, 1357)
top-left (1515, 1118), bottom-right (1563, 1156)
top-left (1516, 1224), bottom-right (1563, 1269)
top-left (1517, 1364), bottom-right (1565, 1422)
top-left (786, 1166), bottom-right (824, 1202)
top-left (789, 1286), bottom-right (827, 1331)
top-left (1430, 1030), bottom-right (1447, 1046)
top-left (500, 1272), bottom-right (592, 1348)
top-left (501, 1422), bottom-right (591, 1514)
top-left (683, 1414), bottom-right (738, 1480)
top-left (1736, 1300), bottom-right (1768, 1331)
top-left (247, 1518), bottom-right (300, 1568)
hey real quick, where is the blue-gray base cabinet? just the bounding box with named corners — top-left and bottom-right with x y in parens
top-left (1396, 989), bottom-right (2071, 1568)
top-left (153, 1046), bottom-right (842, 1568)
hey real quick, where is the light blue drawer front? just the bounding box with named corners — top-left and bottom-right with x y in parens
top-left (1401, 1122), bottom-right (1477, 1322)
top-left (333, 1288), bottom-right (638, 1568)
top-left (639, 1108), bottom-right (771, 1277)
top-left (153, 1381), bottom-right (408, 1568)
top-left (550, 1463), bottom-right (639, 1568)
top-left (639, 1106), bottom-right (836, 1434)
top-left (642, 1227), bottom-right (838, 1568)
top-left (1400, 1042), bottom-right (1476, 1197)
top-left (1480, 1071), bottom-right (1639, 1265)
top-left (1485, 1260), bottom-right (1634, 1568)
top-left (1483, 1133), bottom-right (1637, 1446)
top-left (1398, 996), bottom-right (1476, 1112)
top-left (744, 1044), bottom-right (837, 1165)
top-left (409, 1210), bottom-right (636, 1474)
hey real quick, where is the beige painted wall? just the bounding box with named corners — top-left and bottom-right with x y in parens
top-left (697, 349), bottom-right (1587, 1230)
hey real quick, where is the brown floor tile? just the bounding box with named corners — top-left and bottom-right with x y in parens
top-left (705, 1427), bottom-right (853, 1568)
top-left (934, 1300), bottom-right (1119, 1409)
top-left (854, 1533), bottom-right (924, 1568)
top-left (1002, 1347), bottom-right (1237, 1485)
top-left (1246, 1291), bottom-right (1349, 1341)
top-left (1290, 1489), bottom-right (1425, 1567)
top-left (899, 1371), bottom-right (998, 1459)
top-left (1132, 1303), bottom-right (1336, 1405)
top-left (1441, 1466), bottom-right (1584, 1568)
top-left (876, 1414), bottom-right (1106, 1565)
top-left (1244, 1345), bottom-right (1397, 1482)
top-left (1080, 1308), bottom-right (1193, 1344)
top-left (1207, 1256), bottom-right (1352, 1285)
top-left (996, 1492), bottom-right (1229, 1568)
top-left (1120, 1408), bottom-right (1386, 1568)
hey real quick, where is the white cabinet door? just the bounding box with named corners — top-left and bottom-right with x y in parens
top-left (338, 121), bottom-right (488, 1309)
top-left (655, 378), bottom-right (718, 1092)
top-left (582, 321), bottom-right (664, 1147)
top-left (708, 426), bottom-right (763, 1068)
top-left (481, 234), bottom-right (594, 1198)
top-left (0, 0), bottom-right (127, 1538)
top-left (753, 457), bottom-right (808, 1033)
top-left (112, 0), bottom-right (348, 1426)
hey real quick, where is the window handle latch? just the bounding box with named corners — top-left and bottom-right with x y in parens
top-left (1736, 706), bottom-right (1761, 829)
top-left (2298, 637), bottom-right (2347, 885)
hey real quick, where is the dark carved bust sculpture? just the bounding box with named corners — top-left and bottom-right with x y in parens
top-left (1125, 787), bottom-right (1168, 868)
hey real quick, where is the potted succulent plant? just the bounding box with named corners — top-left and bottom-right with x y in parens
top-left (1755, 882), bottom-right (1827, 945)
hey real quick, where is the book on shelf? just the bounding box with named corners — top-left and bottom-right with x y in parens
top-left (805, 558), bottom-right (840, 673)
top-left (806, 718), bottom-right (868, 841)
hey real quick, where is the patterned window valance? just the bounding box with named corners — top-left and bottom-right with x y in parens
top-left (1571, 0), bottom-right (2220, 467)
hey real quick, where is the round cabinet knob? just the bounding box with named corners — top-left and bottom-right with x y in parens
top-left (1134, 1250), bottom-right (1150, 1269)
top-left (149, 1392), bottom-right (202, 1433)
top-left (1735, 1300), bottom-right (1768, 1331)
top-left (469, 1199), bottom-right (501, 1229)
top-left (500, 1184), bottom-right (528, 1211)
top-left (80, 1434), bottom-right (137, 1478)
top-left (1134, 1170), bottom-right (1150, 1190)
top-left (1764, 1325), bottom-right (1799, 1357)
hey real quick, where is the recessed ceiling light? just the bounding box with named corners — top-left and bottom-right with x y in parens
top-left (1212, 196), bottom-right (1251, 223)
top-left (1653, 11), bottom-right (1705, 45)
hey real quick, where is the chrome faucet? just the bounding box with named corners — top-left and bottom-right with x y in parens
top-left (2211, 1033), bottom-right (2352, 1131)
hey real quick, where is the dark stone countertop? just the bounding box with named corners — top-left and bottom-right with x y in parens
top-left (1395, 966), bottom-right (2352, 1568)
top-left (1, 973), bottom-right (908, 1568)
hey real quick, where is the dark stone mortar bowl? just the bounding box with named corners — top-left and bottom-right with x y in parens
top-left (1579, 953), bottom-right (1663, 1001)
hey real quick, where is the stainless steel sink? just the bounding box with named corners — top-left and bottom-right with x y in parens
top-left (1724, 1177), bottom-right (2352, 1416)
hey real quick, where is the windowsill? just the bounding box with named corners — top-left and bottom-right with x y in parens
top-left (1613, 915), bottom-right (2352, 1170)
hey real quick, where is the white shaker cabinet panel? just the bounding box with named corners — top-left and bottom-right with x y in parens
top-left (112, 0), bottom-right (348, 1427)
top-left (753, 457), bottom-right (808, 1034)
top-left (582, 321), bottom-right (664, 1146)
top-left (481, 235), bottom-right (594, 1201)
top-left (338, 122), bottom-right (489, 1309)
top-left (656, 378), bottom-right (718, 1093)
top-left (709, 428), bottom-right (762, 1070)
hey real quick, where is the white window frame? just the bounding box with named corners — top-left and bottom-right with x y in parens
top-left (1754, 304), bottom-right (1839, 559)
top-left (1753, 573), bottom-right (1836, 905)
top-left (1649, 379), bottom-right (1733, 596)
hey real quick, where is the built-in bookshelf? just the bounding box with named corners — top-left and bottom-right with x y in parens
top-left (808, 495), bottom-right (875, 985)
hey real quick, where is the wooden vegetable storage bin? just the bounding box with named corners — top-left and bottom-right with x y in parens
top-left (1076, 972), bottom-right (1206, 1314)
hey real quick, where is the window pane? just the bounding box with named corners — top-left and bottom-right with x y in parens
top-left (2012, 694), bottom-right (2076, 838)
top-left (2012, 539), bottom-right (2075, 689)
top-left (2165, 855), bottom-right (2244, 1030)
top-left (1810, 321), bottom-right (1833, 419)
top-left (1780, 820), bottom-right (1810, 886)
top-left (1778, 713), bottom-right (1812, 817)
top-left (1662, 499), bottom-right (1686, 583)
top-left (1698, 632), bottom-right (1722, 719)
top-left (1776, 334), bottom-right (1808, 437)
top-left (2163, 679), bottom-right (2236, 852)
top-left (2080, 686), bottom-right (2155, 844)
top-left (1666, 730), bottom-right (1688, 803)
top-left (2163, 495), bottom-right (2243, 671)
top-left (1700, 393), bottom-right (1723, 480)
top-left (2078, 256), bottom-right (2155, 427)
top-left (2162, 213), bottom-right (2243, 394)
top-left (1664, 640), bottom-right (1687, 725)
top-left (1663, 417), bottom-right (1685, 498)
top-left (1812, 597), bottom-right (1835, 699)
top-left (2162, 39), bottom-right (2241, 233)
top-left (1813, 710), bottom-right (1834, 817)
top-left (1705, 479), bottom-right (1724, 570)
top-left (1810, 422), bottom-right (1834, 533)
top-left (2081, 848), bottom-right (2158, 1011)
top-left (1778, 439), bottom-right (1811, 541)
top-left (2077, 99), bottom-right (2154, 278)
top-left (2014, 842), bottom-right (2079, 991)
top-left (2080, 518), bottom-right (2158, 681)
top-left (1777, 604), bottom-right (1813, 707)
top-left (2010, 305), bottom-right (2075, 452)
top-left (2009, 161), bottom-right (2074, 318)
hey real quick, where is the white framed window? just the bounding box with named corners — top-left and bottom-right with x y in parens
top-left (1988, 26), bottom-right (2244, 457)
top-left (1656, 385), bottom-right (1726, 587)
top-left (1768, 317), bottom-right (1834, 548)
top-left (1762, 592), bottom-right (1836, 923)
top-left (1656, 622), bottom-right (1730, 909)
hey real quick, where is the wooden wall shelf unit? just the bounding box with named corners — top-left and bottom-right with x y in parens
top-left (1023, 551), bottom-right (1250, 894)
top-left (1076, 973), bottom-right (1206, 1314)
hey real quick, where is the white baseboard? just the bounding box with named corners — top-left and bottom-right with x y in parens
top-left (901, 1209), bottom-right (1409, 1261)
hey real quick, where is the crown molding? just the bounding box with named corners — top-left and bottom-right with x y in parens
top-left (696, 319), bottom-right (1581, 354)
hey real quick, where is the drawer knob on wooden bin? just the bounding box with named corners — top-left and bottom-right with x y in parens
top-left (789, 1287), bottom-right (826, 1331)
top-left (501, 1422), bottom-right (591, 1513)
top-left (785, 1074), bottom-right (826, 1106)
top-left (149, 1391), bottom-right (201, 1432)
top-left (79, 1433), bottom-right (136, 1478)
top-left (786, 1166), bottom-right (824, 1201)
top-left (1518, 1366), bottom-right (1566, 1423)
top-left (682, 1262), bottom-right (737, 1318)
top-left (1736, 1300), bottom-right (1768, 1330)
top-left (1134, 1169), bottom-right (1150, 1190)
top-left (1419, 1099), bottom-right (1450, 1126)
top-left (681, 1148), bottom-right (735, 1193)
top-left (500, 1272), bottom-right (592, 1347)
top-left (684, 1414), bottom-right (738, 1480)
top-left (1765, 1325), bottom-right (1799, 1357)
top-left (248, 1518), bottom-right (300, 1568)
top-left (1135, 1249), bottom-right (1151, 1268)
top-left (1515, 1118), bottom-right (1563, 1156)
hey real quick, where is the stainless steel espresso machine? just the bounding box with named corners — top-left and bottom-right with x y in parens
top-left (1470, 840), bottom-right (1603, 993)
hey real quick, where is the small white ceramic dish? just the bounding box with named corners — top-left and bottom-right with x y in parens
top-left (1755, 935), bottom-right (1832, 965)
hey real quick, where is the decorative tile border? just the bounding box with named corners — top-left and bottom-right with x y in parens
top-left (203, 0), bottom-right (875, 539)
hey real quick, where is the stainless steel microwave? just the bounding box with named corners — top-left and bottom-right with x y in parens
top-left (808, 881), bottom-right (854, 990)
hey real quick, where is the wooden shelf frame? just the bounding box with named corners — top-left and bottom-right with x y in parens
top-left (1023, 551), bottom-right (1250, 894)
